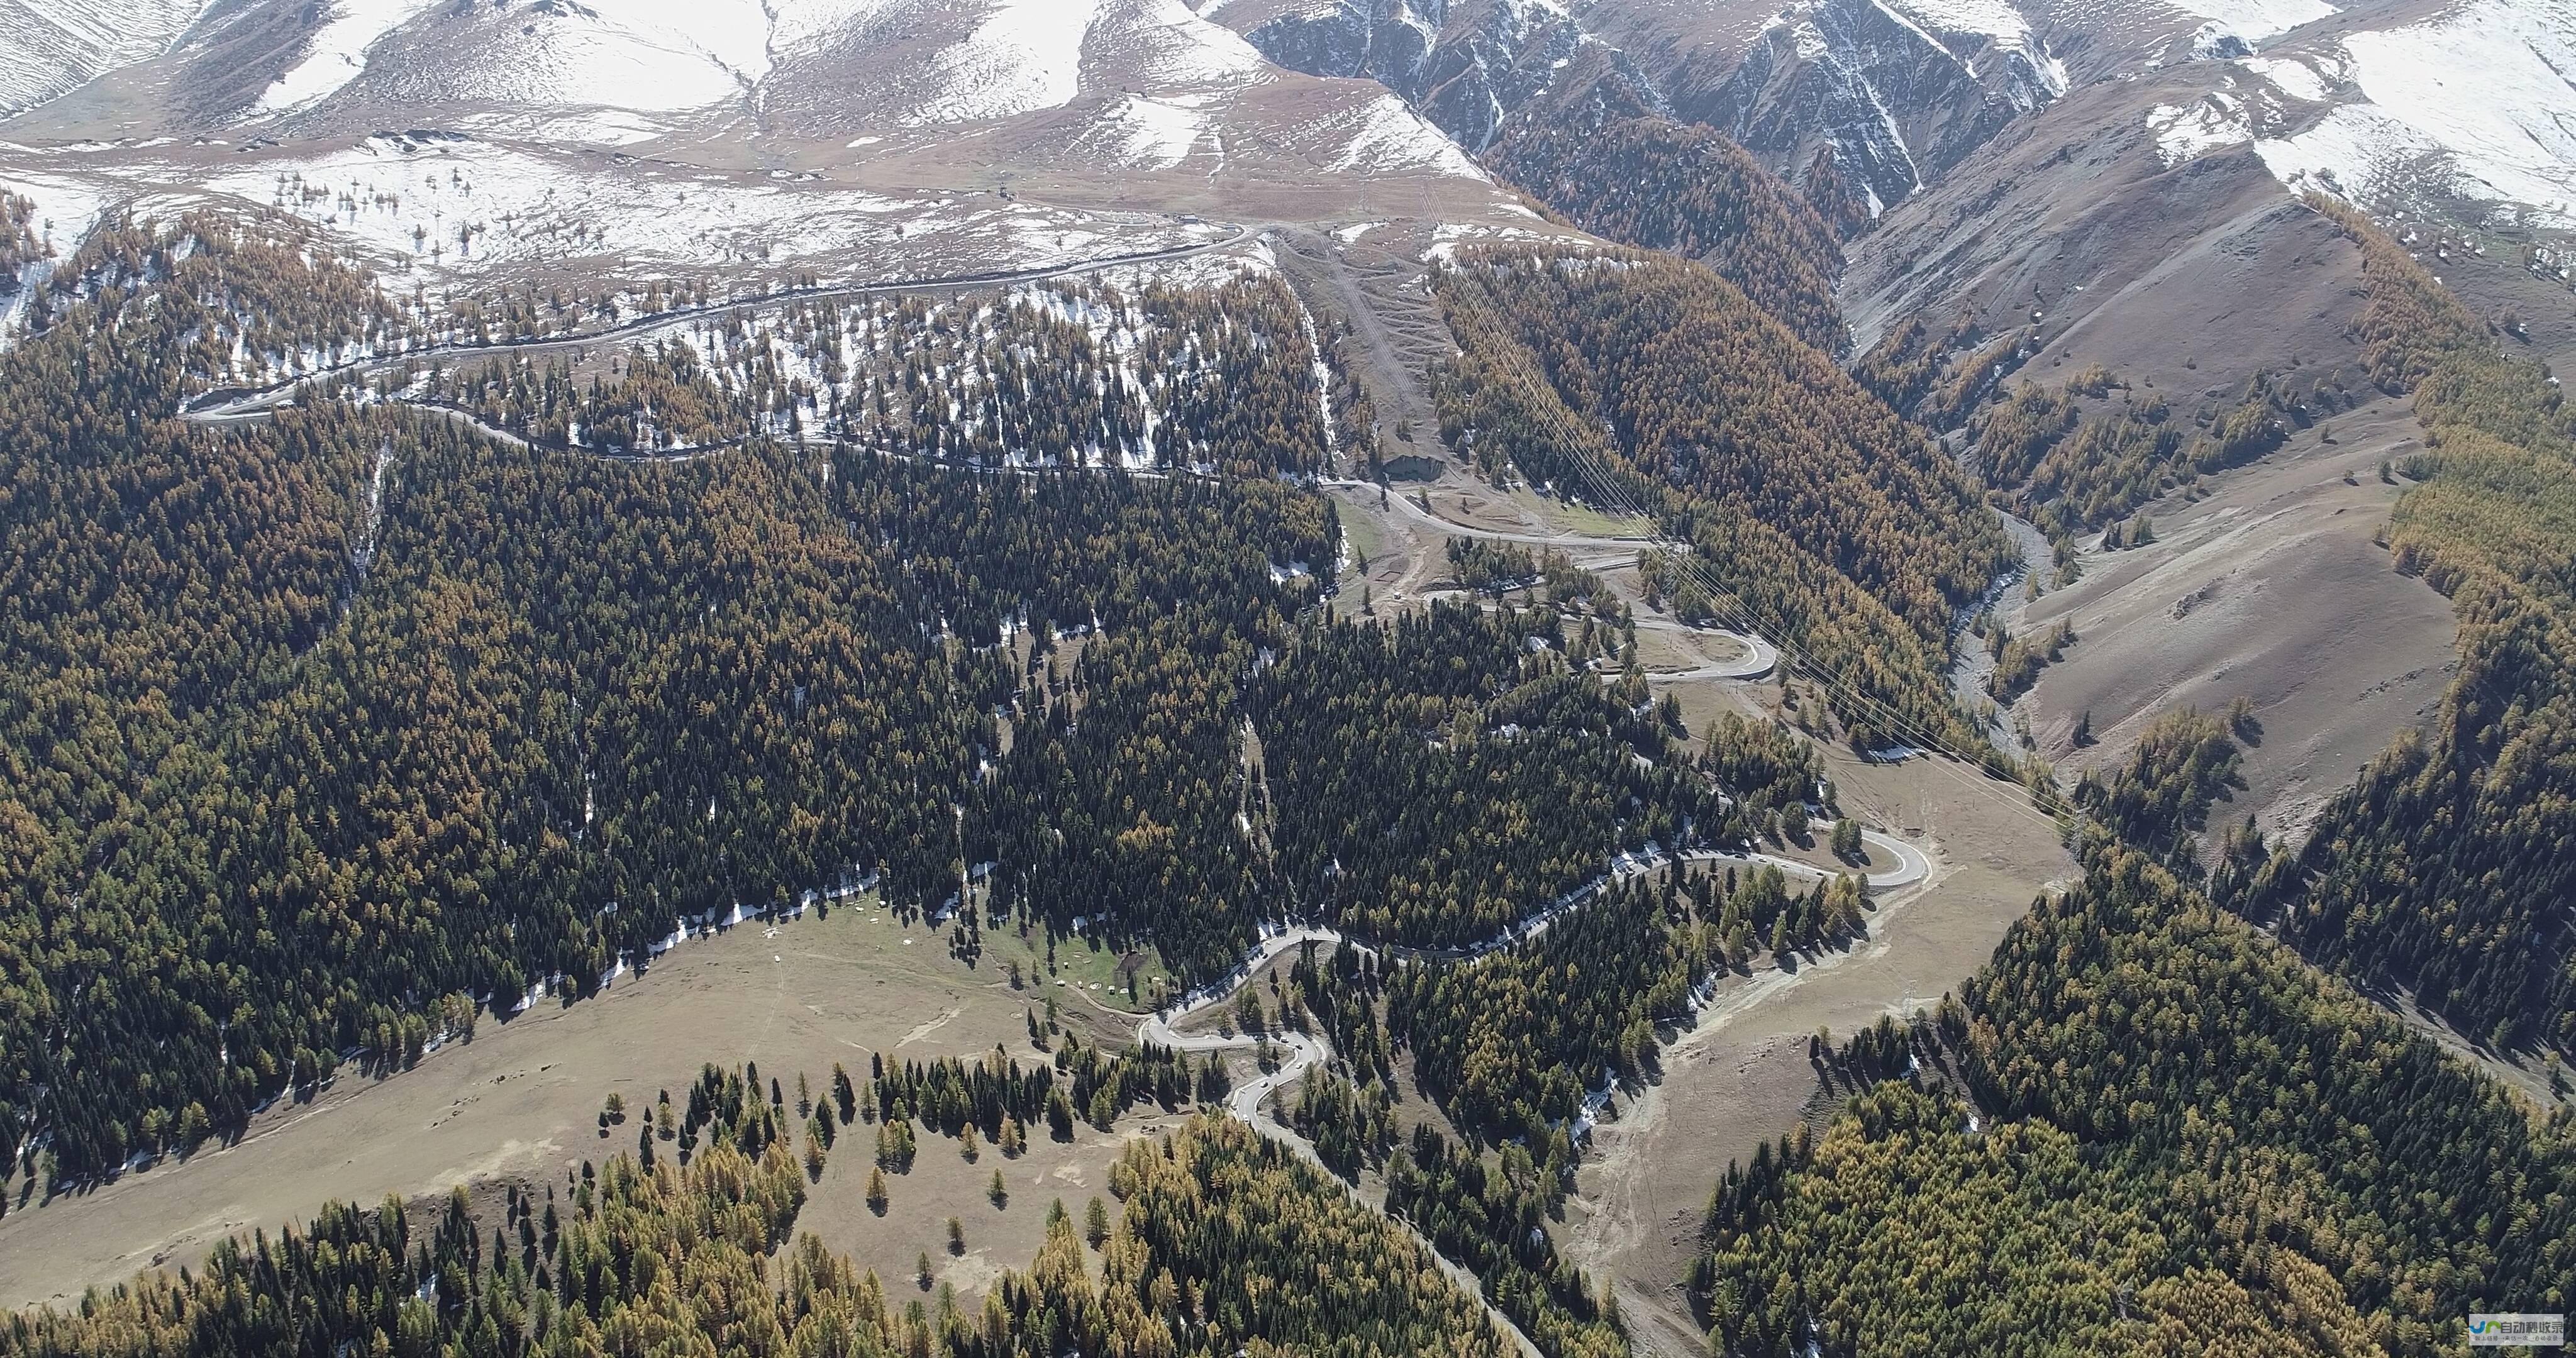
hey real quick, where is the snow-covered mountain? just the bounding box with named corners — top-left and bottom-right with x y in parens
top-left (225, 0), bottom-right (1291, 141)
top-left (1213, 0), bottom-right (2079, 216)
top-left (1194, 0), bottom-right (2576, 387)
top-left (2160, 0), bottom-right (2576, 231)
top-left (1821, 0), bottom-right (2576, 411)
top-left (0, 0), bottom-right (1535, 298)
top-left (0, 0), bottom-right (208, 118)
top-left (1212, 0), bottom-right (2576, 246)
top-left (2, 0), bottom-right (2571, 375)
top-left (1205, 0), bottom-right (1607, 153)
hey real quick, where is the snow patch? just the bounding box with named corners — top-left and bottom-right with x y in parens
top-left (1101, 94), bottom-right (1208, 168)
top-left (2240, 54), bottom-right (2329, 102)
top-left (255, 0), bottom-right (445, 114)
top-left (2147, 92), bottom-right (2251, 165)
top-left (450, 109), bottom-right (674, 148)
top-left (2165, 0), bottom-right (2337, 45)
top-left (1325, 94), bottom-right (1489, 180)
top-left (765, 0), bottom-right (904, 55)
top-left (906, 0), bottom-right (1103, 125)
top-left (0, 136), bottom-right (1219, 295)
top-left (1885, 0), bottom-right (2068, 99)
top-left (2245, 0), bottom-right (2576, 227)
top-left (0, 168), bottom-right (109, 260)
top-left (2338, 0), bottom-right (2576, 221)
top-left (0, 169), bottom-right (109, 347)
top-left (415, 1), bottom-right (763, 114)
top-left (0, 0), bottom-right (211, 117)
top-left (1421, 219), bottom-right (1552, 263)
top-left (2255, 101), bottom-right (2446, 206)
top-left (1118, 0), bottom-right (1272, 87)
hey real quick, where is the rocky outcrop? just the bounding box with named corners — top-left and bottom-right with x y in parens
top-left (1228, 0), bottom-right (1602, 152)
top-left (1223, 0), bottom-right (2071, 223)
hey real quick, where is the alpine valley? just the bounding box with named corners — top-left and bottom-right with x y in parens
top-left (0, 0), bottom-right (2569, 1355)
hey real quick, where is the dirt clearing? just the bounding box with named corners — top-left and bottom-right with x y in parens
top-left (2016, 395), bottom-right (2459, 846)
top-left (1562, 748), bottom-right (2070, 1357)
top-left (0, 904), bottom-right (1127, 1311)
top-left (795, 1106), bottom-right (1194, 1305)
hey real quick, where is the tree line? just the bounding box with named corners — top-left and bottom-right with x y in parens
top-left (3, 214), bottom-right (1889, 1190)
top-left (1696, 846), bottom-right (2575, 1354)
top-left (0, 192), bottom-right (40, 285)
top-left (411, 272), bottom-right (1366, 477)
top-left (1486, 94), bottom-right (1850, 353)
top-left (2224, 199), bottom-right (2576, 1059)
top-left (0, 1110), bottom-right (1511, 1358)
top-left (0, 219), bottom-right (1357, 1184)
top-left (1431, 247), bottom-right (2016, 754)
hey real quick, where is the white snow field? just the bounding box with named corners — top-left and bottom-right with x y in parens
top-left (2167, 0), bottom-right (2338, 43)
top-left (2246, 0), bottom-right (2576, 226)
top-left (0, 0), bottom-right (208, 115)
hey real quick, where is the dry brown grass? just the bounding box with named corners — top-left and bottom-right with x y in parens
top-left (1560, 745), bottom-right (2071, 1357)
top-left (794, 1105), bottom-right (1191, 1305)
top-left (2016, 394), bottom-right (2459, 849)
top-left (0, 903), bottom-right (1130, 1310)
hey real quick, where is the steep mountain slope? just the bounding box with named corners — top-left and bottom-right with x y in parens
top-left (1838, 77), bottom-right (2381, 397)
top-left (1207, 0), bottom-right (1605, 155)
top-left (1213, 0), bottom-right (2077, 221)
top-left (0, 0), bottom-right (1543, 307)
top-left (1640, 0), bottom-right (2068, 216)
top-left (0, 0), bottom-right (208, 118)
top-left (2236, 0), bottom-right (2576, 231)
top-left (1480, 46), bottom-right (1852, 349)
top-left (1213, 0), bottom-right (2576, 352)
top-left (1828, 0), bottom-right (2576, 809)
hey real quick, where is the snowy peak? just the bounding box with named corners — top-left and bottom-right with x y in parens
top-left (250, 0), bottom-right (865, 127)
top-left (0, 0), bottom-right (1277, 140)
top-left (1877, 0), bottom-right (2069, 109)
top-left (1214, 0), bottom-right (1601, 153)
top-left (0, 0), bottom-right (1530, 306)
top-left (1655, 0), bottom-right (2069, 214)
top-left (252, 0), bottom-right (1284, 136)
top-left (2140, 0), bottom-right (2576, 231)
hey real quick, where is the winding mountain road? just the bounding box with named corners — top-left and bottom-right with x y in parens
top-left (176, 226), bottom-right (1258, 426)
top-left (1643, 630), bottom-right (1780, 683)
top-left (1131, 816), bottom-right (1930, 1354)
top-left (1333, 480), bottom-right (1780, 681)
top-left (1729, 823), bottom-right (1932, 894)
top-left (1336, 475), bottom-right (1654, 553)
top-left (1136, 927), bottom-right (1541, 1358)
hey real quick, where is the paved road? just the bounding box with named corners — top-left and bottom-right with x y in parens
top-left (1138, 1022), bottom-right (1328, 1125)
top-left (1356, 483), bottom-right (1780, 682)
top-left (1331, 480), bottom-right (1780, 679)
top-left (177, 226), bottom-right (1257, 424)
top-left (1846, 826), bottom-right (1933, 890)
top-left (1408, 589), bottom-right (1782, 682)
top-left (1644, 630), bottom-right (1780, 683)
top-left (1333, 476), bottom-right (1655, 553)
top-left (1138, 925), bottom-right (1341, 1129)
top-left (1713, 824), bottom-right (1931, 894)
top-left (1137, 927), bottom-right (1541, 1358)
top-left (1144, 926), bottom-right (1346, 1040)
top-left (1130, 817), bottom-right (1929, 1353)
